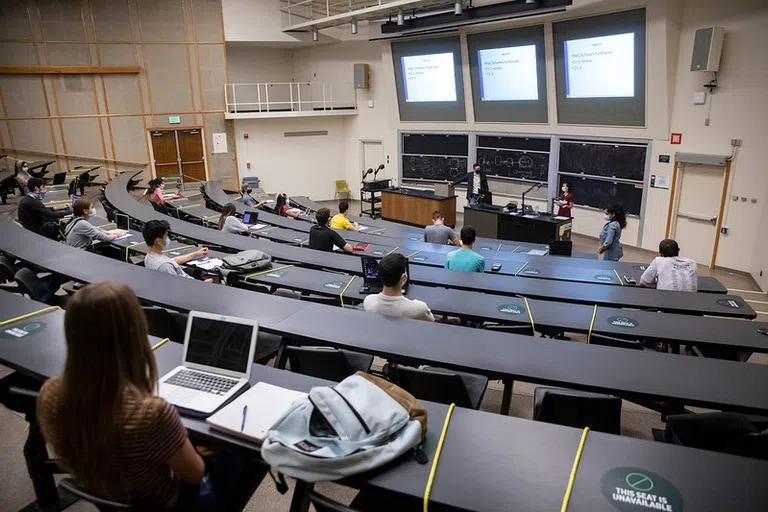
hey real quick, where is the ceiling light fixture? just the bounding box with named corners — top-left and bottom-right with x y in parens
top-left (454, 2), bottom-right (463, 15)
top-left (351, 20), bottom-right (358, 34)
top-left (312, 28), bottom-right (319, 41)
top-left (397, 9), bottom-right (405, 26)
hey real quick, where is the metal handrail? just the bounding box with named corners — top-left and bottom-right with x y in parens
top-left (224, 81), bottom-right (356, 114)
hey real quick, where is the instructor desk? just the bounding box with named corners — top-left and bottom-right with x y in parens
top-left (465, 205), bottom-right (573, 244)
top-left (381, 188), bottom-right (457, 227)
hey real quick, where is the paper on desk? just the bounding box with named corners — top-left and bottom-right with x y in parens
top-left (188, 258), bottom-right (223, 270)
top-left (359, 226), bottom-right (369, 231)
top-left (554, 216), bottom-right (570, 221)
top-left (527, 249), bottom-right (547, 256)
top-left (206, 382), bottom-right (306, 443)
top-left (107, 230), bottom-right (133, 241)
top-left (523, 215), bottom-right (538, 219)
top-left (248, 223), bottom-right (267, 230)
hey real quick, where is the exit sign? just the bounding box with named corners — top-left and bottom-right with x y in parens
top-left (168, 116), bottom-right (181, 124)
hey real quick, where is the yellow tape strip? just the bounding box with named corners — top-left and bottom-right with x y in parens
top-left (97, 222), bottom-right (115, 229)
top-left (406, 249), bottom-right (422, 259)
top-left (515, 262), bottom-right (529, 276)
top-left (125, 241), bottom-right (146, 262)
top-left (162, 244), bottom-right (195, 254)
top-left (424, 403), bottom-right (456, 512)
top-left (523, 297), bottom-right (536, 333)
top-left (44, 199), bottom-right (71, 205)
top-left (339, 276), bottom-right (357, 308)
top-left (202, 214), bottom-right (220, 220)
top-left (613, 269), bottom-right (624, 286)
top-left (0, 306), bottom-right (59, 327)
top-left (151, 338), bottom-right (170, 351)
top-left (243, 264), bottom-right (294, 282)
top-left (560, 427), bottom-right (590, 512)
top-left (586, 305), bottom-right (598, 344)
top-left (384, 246), bottom-right (400, 256)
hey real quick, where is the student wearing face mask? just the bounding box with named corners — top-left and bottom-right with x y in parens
top-left (65, 199), bottom-right (127, 249)
top-left (241, 185), bottom-right (267, 209)
top-left (598, 204), bottom-right (627, 261)
top-left (452, 163), bottom-right (489, 207)
top-left (141, 220), bottom-right (210, 279)
top-left (17, 177), bottom-right (72, 240)
top-left (555, 181), bottom-right (574, 217)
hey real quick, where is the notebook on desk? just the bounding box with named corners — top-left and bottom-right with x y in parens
top-left (206, 382), bottom-right (306, 443)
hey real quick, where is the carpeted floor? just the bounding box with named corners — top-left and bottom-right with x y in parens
top-left (0, 189), bottom-right (765, 510)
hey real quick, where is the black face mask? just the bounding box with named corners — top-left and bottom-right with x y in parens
top-left (246, 188), bottom-right (252, 194)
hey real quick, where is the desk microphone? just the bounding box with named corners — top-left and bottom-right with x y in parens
top-left (373, 164), bottom-right (384, 179)
top-left (361, 168), bottom-right (373, 182)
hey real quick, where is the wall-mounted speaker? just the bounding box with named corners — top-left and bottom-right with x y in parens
top-left (354, 63), bottom-right (369, 89)
top-left (690, 26), bottom-right (724, 72)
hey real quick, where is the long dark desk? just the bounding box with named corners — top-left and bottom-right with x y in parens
top-left (203, 183), bottom-right (726, 294)
top-left (4, 222), bottom-right (768, 417)
top-left (3, 294), bottom-right (767, 512)
top-left (239, 265), bottom-right (768, 353)
top-left (105, 173), bottom-right (754, 318)
top-left (465, 205), bottom-right (573, 244)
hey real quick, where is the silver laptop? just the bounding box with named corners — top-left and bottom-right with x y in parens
top-left (158, 311), bottom-right (258, 415)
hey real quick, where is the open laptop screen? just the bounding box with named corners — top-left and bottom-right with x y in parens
top-left (242, 211), bottom-right (259, 225)
top-left (185, 316), bottom-right (254, 373)
top-left (115, 213), bottom-right (129, 231)
top-left (361, 257), bottom-right (379, 282)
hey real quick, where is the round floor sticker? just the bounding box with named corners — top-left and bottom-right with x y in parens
top-left (717, 299), bottom-right (741, 309)
top-left (608, 316), bottom-right (638, 328)
top-left (632, 265), bottom-right (648, 271)
top-left (412, 256), bottom-right (426, 262)
top-left (601, 467), bottom-right (683, 511)
top-left (498, 304), bottom-right (525, 315)
top-left (595, 274), bottom-right (614, 282)
top-left (371, 250), bottom-right (384, 256)
top-left (1, 321), bottom-right (46, 339)
top-left (480, 246), bottom-right (491, 251)
top-left (323, 281), bottom-right (345, 290)
top-left (522, 268), bottom-right (541, 276)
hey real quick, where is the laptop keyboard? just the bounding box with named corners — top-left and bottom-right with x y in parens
top-left (166, 369), bottom-right (239, 396)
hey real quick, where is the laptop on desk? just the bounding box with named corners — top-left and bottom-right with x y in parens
top-left (158, 311), bottom-right (258, 416)
top-left (242, 211), bottom-right (266, 230)
top-left (358, 256), bottom-right (409, 295)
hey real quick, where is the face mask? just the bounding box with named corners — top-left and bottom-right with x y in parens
top-left (164, 237), bottom-right (171, 248)
top-left (604, 214), bottom-right (611, 221)
top-left (88, 208), bottom-right (97, 217)
top-left (33, 190), bottom-right (46, 200)
top-left (561, 186), bottom-right (568, 192)
top-left (474, 168), bottom-right (481, 173)
top-left (246, 188), bottom-right (252, 194)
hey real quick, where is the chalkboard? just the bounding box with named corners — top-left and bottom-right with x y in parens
top-left (559, 141), bottom-right (647, 182)
top-left (477, 135), bottom-right (550, 152)
top-left (476, 148), bottom-right (548, 182)
top-left (402, 133), bottom-right (468, 157)
top-left (560, 176), bottom-right (643, 215)
top-left (402, 154), bottom-right (468, 181)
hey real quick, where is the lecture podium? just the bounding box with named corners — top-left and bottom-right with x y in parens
top-left (381, 187), bottom-right (457, 227)
top-left (465, 205), bottom-right (572, 244)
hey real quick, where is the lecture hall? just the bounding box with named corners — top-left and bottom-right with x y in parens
top-left (1, 0), bottom-right (768, 510)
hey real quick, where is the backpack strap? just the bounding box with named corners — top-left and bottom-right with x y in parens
top-left (64, 217), bottom-right (84, 236)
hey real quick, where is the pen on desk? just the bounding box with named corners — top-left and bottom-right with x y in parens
top-left (241, 405), bottom-right (248, 432)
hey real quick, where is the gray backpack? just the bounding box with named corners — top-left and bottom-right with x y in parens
top-left (261, 372), bottom-right (428, 482)
top-left (222, 249), bottom-right (272, 273)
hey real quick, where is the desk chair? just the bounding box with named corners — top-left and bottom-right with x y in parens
top-left (392, 365), bottom-right (488, 410)
top-left (142, 306), bottom-right (187, 342)
top-left (0, 174), bottom-right (20, 204)
top-left (334, 180), bottom-right (351, 200)
top-left (533, 387), bottom-right (622, 435)
top-left (590, 333), bottom-right (648, 351)
top-left (286, 346), bottom-right (374, 381)
top-left (14, 268), bottom-right (66, 307)
top-left (149, 200), bottom-right (169, 215)
top-left (0, 254), bottom-right (19, 291)
top-left (51, 172), bottom-right (66, 185)
top-left (58, 478), bottom-right (132, 511)
top-left (549, 240), bottom-right (572, 257)
top-left (663, 412), bottom-right (768, 461)
top-left (690, 344), bottom-right (752, 362)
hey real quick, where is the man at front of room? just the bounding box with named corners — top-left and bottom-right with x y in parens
top-left (452, 163), bottom-right (489, 207)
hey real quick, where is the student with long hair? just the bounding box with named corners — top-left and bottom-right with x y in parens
top-left (217, 202), bottom-right (249, 234)
top-left (274, 193), bottom-right (300, 218)
top-left (37, 282), bottom-right (264, 509)
top-left (598, 204), bottom-right (627, 261)
top-left (148, 178), bottom-right (181, 204)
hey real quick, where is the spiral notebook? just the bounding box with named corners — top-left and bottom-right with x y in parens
top-left (206, 382), bottom-right (306, 443)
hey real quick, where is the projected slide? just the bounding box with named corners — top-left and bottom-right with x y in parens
top-left (478, 45), bottom-right (538, 101)
top-left (401, 53), bottom-right (457, 102)
top-left (565, 32), bottom-right (634, 99)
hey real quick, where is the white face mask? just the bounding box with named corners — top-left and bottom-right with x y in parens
top-left (604, 214), bottom-right (611, 221)
top-left (561, 186), bottom-right (568, 192)
top-left (88, 208), bottom-right (97, 217)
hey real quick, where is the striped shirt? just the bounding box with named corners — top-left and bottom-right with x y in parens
top-left (37, 378), bottom-right (188, 508)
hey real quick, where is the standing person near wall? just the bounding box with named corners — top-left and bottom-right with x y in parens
top-left (555, 181), bottom-right (574, 217)
top-left (598, 204), bottom-right (626, 261)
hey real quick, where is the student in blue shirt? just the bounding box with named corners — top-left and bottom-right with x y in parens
top-left (445, 225), bottom-right (485, 273)
top-left (598, 204), bottom-right (626, 261)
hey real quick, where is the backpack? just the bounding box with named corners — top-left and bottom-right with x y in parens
top-left (261, 372), bottom-right (428, 482)
top-left (221, 249), bottom-right (272, 273)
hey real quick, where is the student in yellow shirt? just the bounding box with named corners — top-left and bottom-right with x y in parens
top-left (330, 200), bottom-right (359, 232)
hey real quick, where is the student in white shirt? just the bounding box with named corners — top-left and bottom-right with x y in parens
top-left (363, 253), bottom-right (434, 322)
top-left (640, 239), bottom-right (698, 292)
top-left (217, 203), bottom-right (250, 234)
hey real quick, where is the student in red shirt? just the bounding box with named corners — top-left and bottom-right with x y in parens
top-left (555, 181), bottom-right (574, 217)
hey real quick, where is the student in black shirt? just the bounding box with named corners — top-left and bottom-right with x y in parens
top-left (308, 207), bottom-right (353, 253)
top-left (18, 177), bottom-right (72, 240)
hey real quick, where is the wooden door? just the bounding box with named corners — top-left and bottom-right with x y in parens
top-left (178, 129), bottom-right (206, 183)
top-left (150, 130), bottom-right (179, 179)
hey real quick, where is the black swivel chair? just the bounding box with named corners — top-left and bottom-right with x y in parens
top-left (286, 346), bottom-right (374, 382)
top-left (142, 306), bottom-right (187, 343)
top-left (58, 478), bottom-right (133, 511)
top-left (549, 240), bottom-right (573, 257)
top-left (590, 333), bottom-right (648, 351)
top-left (664, 412), bottom-right (768, 461)
top-left (690, 344), bottom-right (752, 362)
top-left (533, 387), bottom-right (622, 435)
top-left (51, 172), bottom-right (67, 185)
top-left (392, 365), bottom-right (488, 410)
top-left (14, 268), bottom-right (66, 307)
top-left (0, 254), bottom-right (19, 291)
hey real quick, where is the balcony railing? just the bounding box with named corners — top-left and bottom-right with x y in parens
top-left (224, 82), bottom-right (357, 117)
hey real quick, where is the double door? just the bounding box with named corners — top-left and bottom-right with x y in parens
top-left (150, 128), bottom-right (207, 183)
